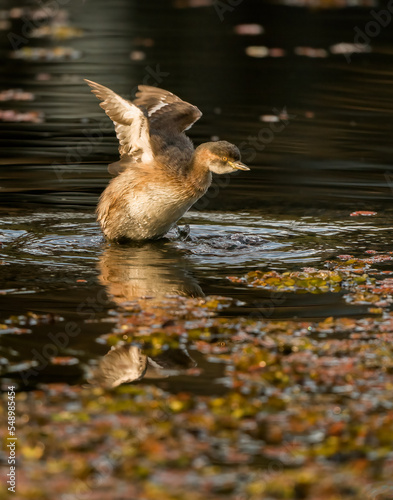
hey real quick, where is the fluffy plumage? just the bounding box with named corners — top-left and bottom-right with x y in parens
top-left (85, 80), bottom-right (249, 241)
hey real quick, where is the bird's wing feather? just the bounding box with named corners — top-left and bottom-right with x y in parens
top-left (85, 79), bottom-right (154, 165)
top-left (134, 85), bottom-right (202, 134)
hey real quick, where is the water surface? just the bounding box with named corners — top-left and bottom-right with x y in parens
top-left (1, 0), bottom-right (393, 389)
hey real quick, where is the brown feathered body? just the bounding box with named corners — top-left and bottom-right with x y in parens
top-left (97, 154), bottom-right (211, 241)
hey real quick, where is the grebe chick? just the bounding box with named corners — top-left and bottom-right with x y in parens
top-left (85, 79), bottom-right (249, 242)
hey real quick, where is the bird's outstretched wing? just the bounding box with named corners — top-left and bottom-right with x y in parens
top-left (133, 85), bottom-right (202, 134)
top-left (85, 79), bottom-right (154, 169)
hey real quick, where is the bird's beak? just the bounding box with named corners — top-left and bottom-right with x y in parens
top-left (229, 160), bottom-right (250, 171)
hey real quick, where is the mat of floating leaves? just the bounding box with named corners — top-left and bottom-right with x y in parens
top-left (344, 277), bottom-right (393, 308)
top-left (3, 295), bottom-right (393, 500)
top-left (228, 269), bottom-right (370, 293)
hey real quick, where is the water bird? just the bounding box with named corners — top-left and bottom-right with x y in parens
top-left (85, 79), bottom-right (249, 242)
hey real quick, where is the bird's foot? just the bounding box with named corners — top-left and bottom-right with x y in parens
top-left (175, 224), bottom-right (191, 241)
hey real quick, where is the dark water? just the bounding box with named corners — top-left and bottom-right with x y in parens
top-left (1, 0), bottom-right (393, 389)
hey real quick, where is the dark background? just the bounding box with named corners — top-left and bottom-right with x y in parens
top-left (1, 0), bottom-right (393, 211)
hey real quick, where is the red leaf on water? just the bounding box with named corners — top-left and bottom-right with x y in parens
top-left (350, 211), bottom-right (377, 216)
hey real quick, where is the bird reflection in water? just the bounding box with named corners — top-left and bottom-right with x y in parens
top-left (98, 240), bottom-right (203, 304)
top-left (90, 241), bottom-right (202, 388)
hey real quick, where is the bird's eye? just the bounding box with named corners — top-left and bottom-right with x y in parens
top-left (222, 156), bottom-right (228, 162)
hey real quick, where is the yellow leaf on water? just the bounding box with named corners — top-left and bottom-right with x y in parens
top-left (21, 443), bottom-right (45, 460)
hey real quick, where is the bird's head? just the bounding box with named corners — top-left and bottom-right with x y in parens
top-left (195, 140), bottom-right (250, 174)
